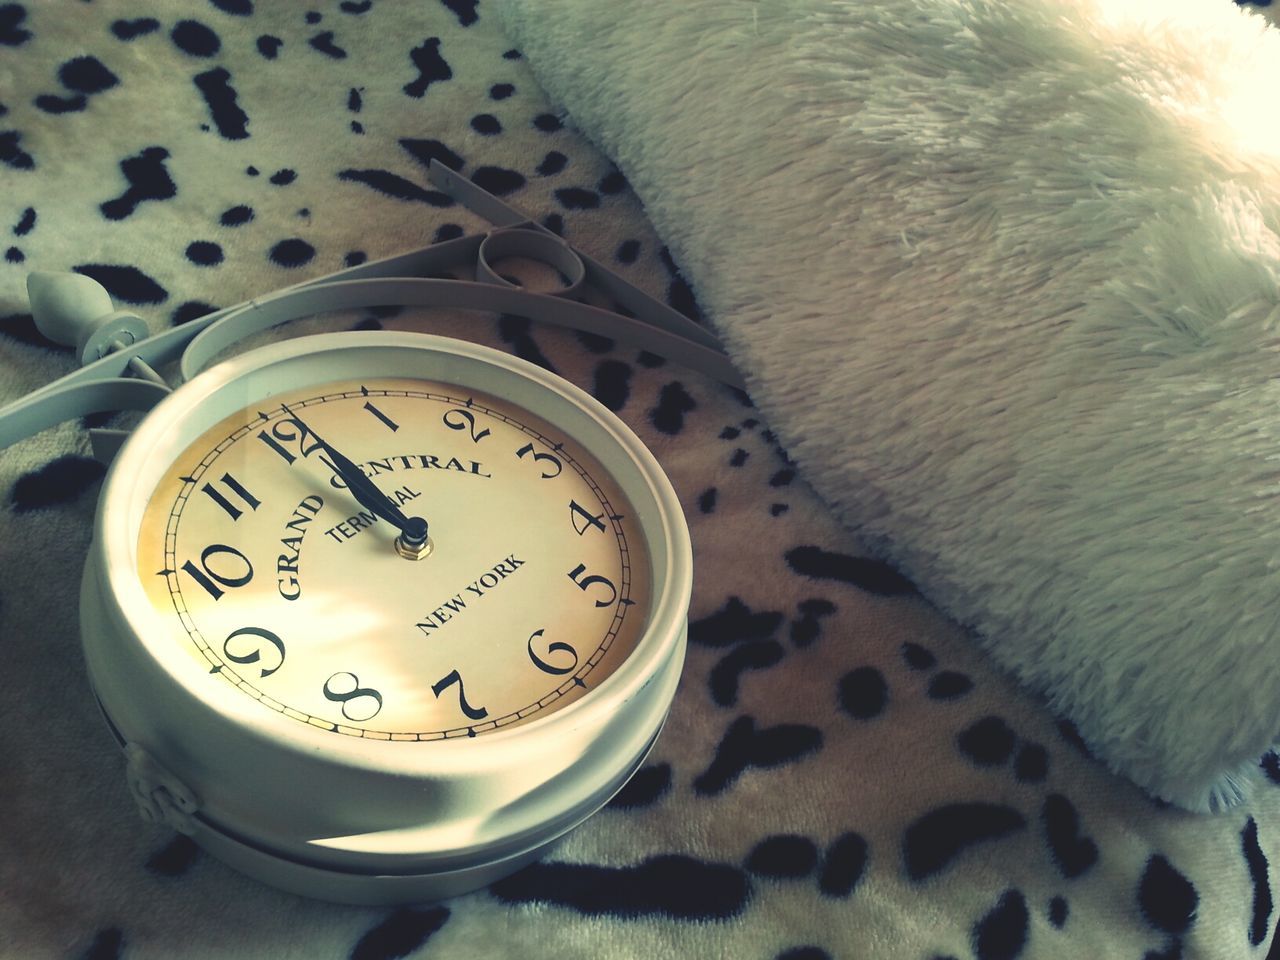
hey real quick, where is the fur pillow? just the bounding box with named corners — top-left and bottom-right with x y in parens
top-left (499, 0), bottom-right (1280, 811)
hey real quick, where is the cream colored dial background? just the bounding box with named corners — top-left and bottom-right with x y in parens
top-left (136, 377), bottom-right (650, 739)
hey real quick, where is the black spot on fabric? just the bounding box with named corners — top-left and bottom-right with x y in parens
top-left (352, 317), bottom-right (381, 331)
top-left (711, 640), bottom-right (785, 707)
top-left (309, 31), bottom-right (346, 58)
top-left (689, 596), bottom-right (783, 648)
top-left (958, 716), bottom-right (1017, 766)
top-left (490, 82), bottom-right (515, 100)
top-left (112, 17), bottom-right (160, 40)
top-left (616, 238), bottom-right (641, 264)
top-left (928, 671), bottom-right (974, 700)
top-left (0, 4), bottom-right (32, 47)
top-left (1055, 718), bottom-right (1093, 757)
top-left (972, 889), bottom-right (1029, 960)
top-left (503, 47), bottom-right (522, 59)
top-left (269, 238), bottom-right (315, 268)
top-left (1262, 752), bottom-right (1280, 784)
top-left (790, 598), bottom-right (836, 648)
top-left (1014, 743), bottom-right (1049, 783)
top-left (433, 223), bottom-right (463, 243)
top-left (902, 803), bottom-right (1027, 881)
top-left (73, 263), bottom-right (167, 304)
top-left (819, 832), bottom-right (869, 897)
top-left (556, 187), bottom-right (600, 210)
top-left (536, 152), bottom-right (568, 178)
top-left (1242, 817), bottom-right (1273, 946)
top-left (698, 488), bottom-right (717, 513)
top-left (1138, 855), bottom-right (1198, 934)
top-left (471, 165), bottom-right (525, 196)
top-left (256, 34), bottom-right (282, 58)
top-left (0, 129), bottom-right (34, 169)
top-left (542, 213), bottom-right (564, 235)
top-left (269, 168), bottom-right (296, 186)
top-left (720, 426), bottom-right (741, 440)
top-left (338, 169), bottom-right (454, 206)
top-left (534, 112), bottom-right (563, 132)
top-left (185, 241), bottom-right (223, 266)
top-left (404, 37), bottom-right (452, 97)
top-left (245, 166), bottom-right (259, 176)
top-left (5, 245), bottom-right (23, 263)
top-left (350, 120), bottom-right (364, 134)
top-left (440, 0), bottom-right (479, 26)
top-left (838, 667), bottom-right (889, 720)
top-left (651, 381), bottom-right (696, 435)
top-left (344, 250), bottom-right (367, 267)
top-left (668, 275), bottom-right (702, 321)
top-left (172, 20), bottom-right (221, 57)
top-left (78, 928), bottom-right (123, 960)
top-left (577, 331), bottom-right (614, 354)
top-left (694, 715), bottom-right (822, 795)
top-left (194, 68), bottom-right (249, 139)
top-left (637, 350), bottom-right (665, 368)
top-left (902, 642), bottom-right (937, 671)
top-left (1042, 794), bottom-right (1097, 880)
top-left (349, 907), bottom-right (450, 960)
top-left (210, 0), bottom-right (253, 14)
top-left (305, 10), bottom-right (322, 23)
top-left (609, 762), bottom-right (671, 810)
top-left (786, 546), bottom-right (916, 596)
top-left (497, 314), bottom-right (558, 374)
top-left (13, 206), bottom-right (35, 235)
top-left (1048, 895), bottom-right (1068, 928)
top-left (0, 312), bottom-right (64, 350)
top-left (220, 204), bottom-right (253, 226)
top-left (490, 855), bottom-right (751, 920)
top-left (11, 455), bottom-right (106, 512)
top-left (770, 503), bottom-right (790, 517)
top-left (599, 170), bottom-right (628, 195)
top-left (146, 835), bottom-right (199, 876)
top-left (347, 87), bottom-right (363, 112)
top-left (172, 301), bottom-right (218, 325)
top-left (35, 94), bottom-right (87, 115)
top-left (400, 137), bottom-right (463, 171)
top-left (746, 835), bottom-right (819, 879)
top-left (776, 949), bottom-right (831, 960)
top-left (770, 468), bottom-right (796, 487)
top-left (593, 359), bottom-right (632, 412)
top-left (297, 208), bottom-right (310, 218)
top-left (471, 113), bottom-right (502, 135)
top-left (59, 56), bottom-right (118, 95)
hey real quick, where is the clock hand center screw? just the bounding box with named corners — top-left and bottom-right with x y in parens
top-left (395, 517), bottom-right (433, 561)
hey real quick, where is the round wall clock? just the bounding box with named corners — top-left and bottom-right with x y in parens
top-left (83, 330), bottom-right (691, 904)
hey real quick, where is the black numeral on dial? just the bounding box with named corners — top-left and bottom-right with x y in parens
top-left (323, 672), bottom-right (383, 723)
top-left (527, 629), bottom-right (579, 676)
top-left (223, 626), bottom-right (286, 678)
top-left (568, 563), bottom-right (617, 607)
top-left (443, 408), bottom-right (491, 443)
top-left (432, 669), bottom-right (488, 720)
top-left (363, 399), bottom-right (399, 432)
top-left (569, 500), bottom-right (607, 536)
top-left (257, 415), bottom-right (324, 465)
top-left (180, 543), bottom-right (253, 600)
top-left (200, 472), bottom-right (261, 521)
top-left (516, 442), bottom-right (562, 478)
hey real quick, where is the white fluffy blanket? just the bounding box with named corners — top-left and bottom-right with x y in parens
top-left (500, 0), bottom-right (1280, 813)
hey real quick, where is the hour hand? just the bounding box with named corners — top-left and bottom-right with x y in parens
top-left (281, 405), bottom-right (429, 547)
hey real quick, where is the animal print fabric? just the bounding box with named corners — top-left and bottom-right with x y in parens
top-left (0, 3), bottom-right (1276, 958)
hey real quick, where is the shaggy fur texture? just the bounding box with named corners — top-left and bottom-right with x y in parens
top-left (500, 0), bottom-right (1280, 812)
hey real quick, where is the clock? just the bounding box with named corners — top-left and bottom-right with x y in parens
top-left (0, 164), bottom-right (744, 904)
top-left (78, 330), bottom-right (692, 904)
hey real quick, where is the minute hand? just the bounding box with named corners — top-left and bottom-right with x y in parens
top-left (281, 405), bottom-right (421, 536)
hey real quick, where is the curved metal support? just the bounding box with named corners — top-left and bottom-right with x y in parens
top-left (0, 378), bottom-right (172, 451)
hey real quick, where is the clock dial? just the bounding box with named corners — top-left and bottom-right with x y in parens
top-left (135, 377), bottom-right (651, 740)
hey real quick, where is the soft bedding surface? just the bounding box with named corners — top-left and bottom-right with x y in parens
top-left (1, 3), bottom-right (1279, 960)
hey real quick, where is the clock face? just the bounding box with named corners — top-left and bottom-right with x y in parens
top-left (135, 376), bottom-right (651, 741)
